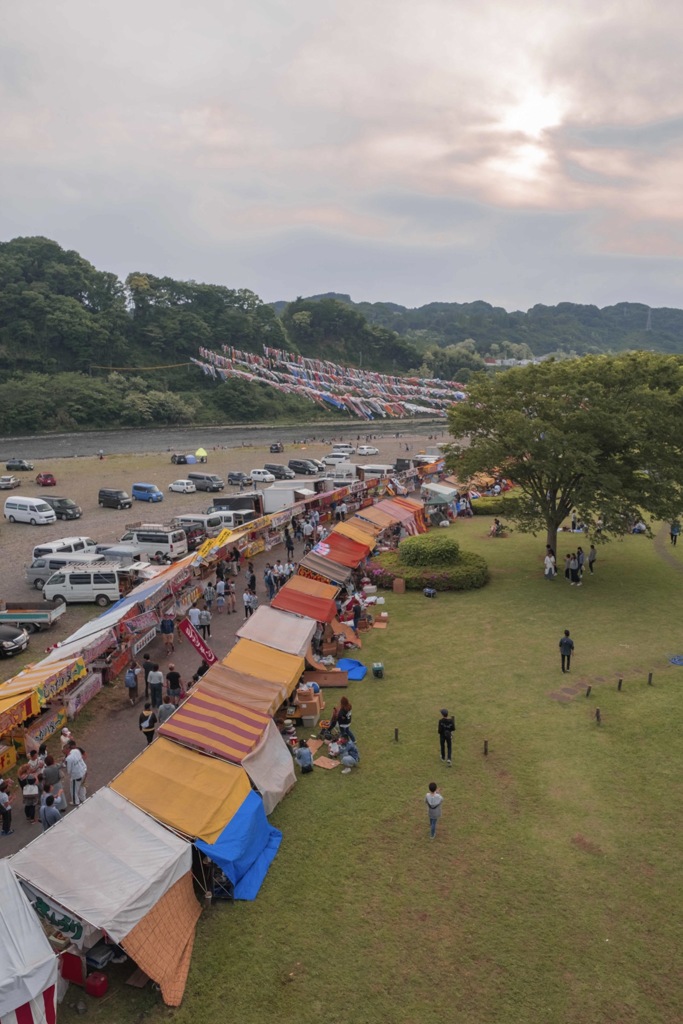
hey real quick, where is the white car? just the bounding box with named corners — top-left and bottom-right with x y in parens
top-left (356, 445), bottom-right (379, 456)
top-left (322, 452), bottom-right (348, 466)
top-left (251, 468), bottom-right (276, 483)
top-left (168, 479), bottom-right (197, 494)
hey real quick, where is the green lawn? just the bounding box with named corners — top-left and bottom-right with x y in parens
top-left (61, 519), bottom-right (683, 1024)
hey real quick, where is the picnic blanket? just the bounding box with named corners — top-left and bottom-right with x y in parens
top-left (336, 658), bottom-right (368, 681)
top-left (313, 756), bottom-right (341, 770)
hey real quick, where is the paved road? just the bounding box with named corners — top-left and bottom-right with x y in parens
top-left (0, 419), bottom-right (443, 460)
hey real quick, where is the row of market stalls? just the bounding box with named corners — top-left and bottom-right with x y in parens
top-left (0, 481), bottom-right (427, 1016)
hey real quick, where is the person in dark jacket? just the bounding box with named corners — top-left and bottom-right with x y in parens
top-left (559, 630), bottom-right (575, 672)
top-left (333, 697), bottom-right (355, 741)
top-left (438, 709), bottom-right (455, 766)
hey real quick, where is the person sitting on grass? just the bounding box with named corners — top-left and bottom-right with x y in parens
top-left (489, 518), bottom-right (502, 537)
top-left (294, 739), bottom-right (314, 774)
top-left (339, 737), bottom-right (360, 774)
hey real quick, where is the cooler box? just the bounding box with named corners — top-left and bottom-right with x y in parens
top-left (372, 662), bottom-right (384, 679)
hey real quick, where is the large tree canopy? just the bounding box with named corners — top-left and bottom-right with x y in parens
top-left (446, 353), bottom-right (683, 549)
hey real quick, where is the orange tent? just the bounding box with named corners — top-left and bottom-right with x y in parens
top-left (271, 584), bottom-right (337, 623)
top-left (337, 517), bottom-right (382, 540)
top-left (355, 506), bottom-right (397, 529)
top-left (321, 532), bottom-right (370, 567)
top-left (284, 575), bottom-right (339, 600)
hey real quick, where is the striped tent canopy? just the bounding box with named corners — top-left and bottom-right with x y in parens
top-left (271, 582), bottom-right (337, 623)
top-left (222, 639), bottom-right (304, 693)
top-left (297, 551), bottom-right (352, 585)
top-left (335, 517), bottom-right (382, 541)
top-left (198, 664), bottom-right (292, 717)
top-left (355, 506), bottom-right (398, 529)
top-left (159, 690), bottom-right (270, 763)
top-left (282, 575), bottom-right (339, 600)
top-left (322, 531), bottom-right (371, 567)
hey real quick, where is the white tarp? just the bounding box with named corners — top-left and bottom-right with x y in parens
top-left (11, 788), bottom-right (191, 943)
top-left (242, 719), bottom-right (297, 816)
top-left (237, 606), bottom-right (317, 657)
top-left (0, 860), bottom-right (58, 1018)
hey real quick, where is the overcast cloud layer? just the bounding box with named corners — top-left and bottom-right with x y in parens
top-left (2, 0), bottom-right (682, 310)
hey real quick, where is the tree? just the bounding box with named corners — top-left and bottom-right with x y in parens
top-left (446, 353), bottom-right (683, 550)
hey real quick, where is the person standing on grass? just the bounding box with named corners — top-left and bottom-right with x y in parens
top-left (559, 630), bottom-right (574, 673)
top-left (588, 545), bottom-right (597, 574)
top-left (569, 553), bottom-right (581, 586)
top-left (670, 520), bottom-right (680, 546)
top-left (425, 782), bottom-right (443, 839)
top-left (438, 709), bottom-right (456, 766)
top-left (544, 547), bottom-right (556, 580)
top-left (139, 703), bottom-right (157, 745)
top-left (576, 546), bottom-right (585, 579)
top-left (564, 554), bottom-right (571, 582)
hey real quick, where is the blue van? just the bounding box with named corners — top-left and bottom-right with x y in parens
top-left (132, 482), bottom-right (164, 503)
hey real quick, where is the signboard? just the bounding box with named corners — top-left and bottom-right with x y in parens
top-left (244, 539), bottom-right (265, 558)
top-left (65, 673), bottom-right (103, 719)
top-left (133, 627), bottom-right (157, 655)
top-left (178, 618), bottom-right (217, 664)
top-left (23, 705), bottom-right (67, 751)
top-left (270, 509), bottom-right (293, 529)
top-left (0, 744), bottom-right (16, 774)
top-left (38, 658), bottom-right (87, 702)
top-left (21, 880), bottom-right (100, 949)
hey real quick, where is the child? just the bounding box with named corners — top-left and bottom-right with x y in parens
top-left (22, 775), bottom-right (40, 823)
top-left (294, 739), bottom-right (314, 774)
top-left (425, 782), bottom-right (443, 839)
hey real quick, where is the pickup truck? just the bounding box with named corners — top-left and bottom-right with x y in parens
top-left (0, 600), bottom-right (66, 632)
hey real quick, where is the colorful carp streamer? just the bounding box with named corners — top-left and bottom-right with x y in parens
top-left (191, 345), bottom-right (467, 420)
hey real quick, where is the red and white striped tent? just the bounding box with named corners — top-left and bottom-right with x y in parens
top-left (0, 861), bottom-right (57, 1024)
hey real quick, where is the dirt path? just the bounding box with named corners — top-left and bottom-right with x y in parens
top-left (653, 522), bottom-right (683, 572)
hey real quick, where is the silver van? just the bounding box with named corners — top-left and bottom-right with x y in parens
top-left (173, 512), bottom-right (224, 538)
top-left (25, 552), bottom-right (106, 590)
top-left (119, 523), bottom-right (189, 561)
top-left (94, 544), bottom-right (144, 564)
top-left (4, 496), bottom-right (57, 526)
top-left (186, 472), bottom-right (225, 492)
top-left (32, 536), bottom-right (97, 560)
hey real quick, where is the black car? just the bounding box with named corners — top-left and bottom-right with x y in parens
top-left (6, 458), bottom-right (34, 471)
top-left (0, 624), bottom-right (30, 656)
top-left (180, 524), bottom-right (208, 551)
top-left (288, 459), bottom-right (318, 475)
top-left (227, 471), bottom-right (250, 486)
top-left (171, 453), bottom-right (188, 464)
top-left (43, 496), bottom-right (82, 520)
top-left (269, 442), bottom-right (284, 454)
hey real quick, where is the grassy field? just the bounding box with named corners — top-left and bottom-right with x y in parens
top-left (60, 518), bottom-right (683, 1024)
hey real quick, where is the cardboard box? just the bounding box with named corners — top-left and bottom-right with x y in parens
top-left (392, 578), bottom-right (406, 594)
top-left (321, 642), bottom-right (338, 656)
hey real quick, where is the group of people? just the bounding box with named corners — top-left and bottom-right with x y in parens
top-left (544, 544), bottom-right (597, 582)
top-left (294, 696), bottom-right (361, 775)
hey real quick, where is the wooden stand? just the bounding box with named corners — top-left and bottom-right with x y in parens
top-left (302, 670), bottom-right (349, 689)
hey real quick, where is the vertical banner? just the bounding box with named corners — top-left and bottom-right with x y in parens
top-left (178, 618), bottom-right (217, 665)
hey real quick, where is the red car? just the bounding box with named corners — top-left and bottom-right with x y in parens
top-left (36, 472), bottom-right (57, 486)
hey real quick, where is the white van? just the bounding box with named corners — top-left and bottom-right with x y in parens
top-left (250, 469), bottom-right (275, 484)
top-left (42, 562), bottom-right (144, 607)
top-left (4, 496), bottom-right (57, 526)
top-left (32, 536), bottom-right (97, 560)
top-left (212, 508), bottom-right (257, 530)
top-left (25, 552), bottom-right (106, 590)
top-left (119, 523), bottom-right (189, 561)
top-left (332, 443), bottom-right (355, 456)
top-left (173, 513), bottom-right (224, 538)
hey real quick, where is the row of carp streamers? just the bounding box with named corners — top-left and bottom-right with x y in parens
top-left (191, 345), bottom-right (468, 420)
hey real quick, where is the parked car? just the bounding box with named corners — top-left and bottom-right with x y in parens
top-left (322, 452), bottom-right (348, 466)
top-left (131, 482), bottom-right (164, 503)
top-left (307, 458), bottom-right (326, 473)
top-left (288, 459), bottom-right (319, 475)
top-left (227, 471), bottom-right (250, 486)
top-left (263, 463), bottom-right (295, 480)
top-left (42, 496), bottom-right (82, 520)
top-left (169, 479), bottom-right (197, 494)
top-left (171, 453), bottom-right (188, 464)
top-left (98, 488), bottom-right (132, 510)
top-left (180, 523), bottom-right (208, 551)
top-left (250, 468), bottom-right (276, 483)
top-left (269, 442), bottom-right (284, 453)
top-left (0, 475), bottom-right (20, 490)
top-left (356, 445), bottom-right (379, 456)
top-left (6, 459), bottom-right (34, 472)
top-left (0, 624), bottom-right (30, 656)
top-left (35, 472), bottom-right (57, 486)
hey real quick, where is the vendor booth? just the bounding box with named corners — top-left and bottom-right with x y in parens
top-left (236, 606), bottom-right (317, 657)
top-left (335, 516), bottom-right (382, 542)
top-left (271, 583), bottom-right (338, 623)
top-left (283, 575), bottom-right (339, 600)
top-left (318, 531), bottom-right (371, 567)
top-left (0, 860), bottom-right (58, 1024)
top-left (11, 788), bottom-right (197, 1006)
top-left (197, 664), bottom-right (297, 718)
top-left (223, 639), bottom-right (305, 694)
top-left (297, 551), bottom-right (353, 586)
top-left (195, 790), bottom-right (282, 900)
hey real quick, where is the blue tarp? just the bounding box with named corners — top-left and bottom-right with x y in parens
top-left (337, 658), bottom-right (367, 681)
top-left (195, 791), bottom-right (282, 901)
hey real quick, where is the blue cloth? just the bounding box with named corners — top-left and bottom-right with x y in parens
top-left (337, 658), bottom-right (367, 681)
top-left (669, 655), bottom-right (683, 665)
top-left (195, 791), bottom-right (282, 901)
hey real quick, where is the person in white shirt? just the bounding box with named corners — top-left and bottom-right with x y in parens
top-left (63, 742), bottom-right (87, 806)
top-left (187, 603), bottom-right (201, 629)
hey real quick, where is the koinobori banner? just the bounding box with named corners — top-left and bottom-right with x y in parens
top-left (178, 618), bottom-right (217, 665)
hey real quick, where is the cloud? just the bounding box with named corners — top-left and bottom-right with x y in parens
top-left (0, 0), bottom-right (682, 308)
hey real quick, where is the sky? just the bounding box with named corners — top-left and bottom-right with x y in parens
top-left (2, 0), bottom-right (683, 311)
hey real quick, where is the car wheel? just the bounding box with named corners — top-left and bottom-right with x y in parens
top-left (8, 515), bottom-right (15, 523)
top-left (58, 513), bottom-right (66, 520)
top-left (155, 551), bottom-right (164, 560)
top-left (53, 595), bottom-right (66, 605)
top-left (99, 500), bottom-right (104, 506)
top-left (29, 518), bottom-right (37, 525)
top-left (25, 623), bottom-right (39, 634)
top-left (95, 594), bottom-right (110, 607)
top-left (34, 579), bottom-right (45, 590)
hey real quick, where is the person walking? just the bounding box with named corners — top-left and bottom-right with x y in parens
top-left (264, 565), bottom-right (276, 601)
top-left (166, 664), bottom-right (183, 705)
top-left (22, 776), bottom-right (40, 824)
top-left (159, 610), bottom-right (176, 653)
top-left (670, 520), bottom-right (680, 546)
top-left (198, 605), bottom-right (212, 639)
top-left (588, 545), bottom-right (597, 574)
top-left (142, 653), bottom-right (153, 700)
top-left (216, 578), bottom-right (226, 613)
top-left (124, 662), bottom-right (139, 706)
top-left (438, 709), bottom-right (456, 766)
top-left (425, 782), bottom-right (443, 839)
top-left (285, 532), bottom-right (295, 560)
top-left (335, 696), bottom-right (355, 741)
top-left (203, 581), bottom-right (216, 611)
top-left (0, 781), bottom-right (14, 836)
top-left (148, 663), bottom-right (164, 710)
top-left (187, 603), bottom-right (201, 631)
top-left (564, 554), bottom-right (571, 582)
top-left (544, 547), bottom-right (556, 580)
top-left (63, 742), bottom-right (87, 806)
top-left (226, 578), bottom-right (236, 614)
top-left (559, 630), bottom-right (574, 673)
top-left (569, 553), bottom-right (581, 586)
top-left (157, 695), bottom-right (176, 725)
top-left (576, 546), bottom-right (585, 579)
top-left (39, 795), bottom-right (62, 832)
top-left (139, 703), bottom-right (157, 745)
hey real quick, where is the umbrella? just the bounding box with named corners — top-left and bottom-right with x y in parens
top-left (195, 447), bottom-right (208, 458)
